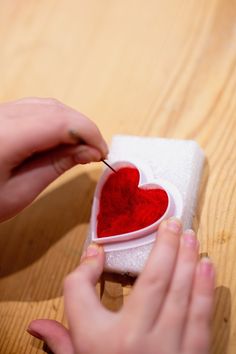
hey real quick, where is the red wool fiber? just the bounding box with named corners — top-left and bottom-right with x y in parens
top-left (97, 167), bottom-right (168, 237)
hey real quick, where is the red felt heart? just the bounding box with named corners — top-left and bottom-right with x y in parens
top-left (97, 167), bottom-right (168, 237)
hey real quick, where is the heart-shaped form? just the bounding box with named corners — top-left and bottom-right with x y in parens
top-left (91, 161), bottom-right (171, 245)
top-left (97, 167), bottom-right (168, 237)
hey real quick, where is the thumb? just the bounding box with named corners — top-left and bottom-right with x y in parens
top-left (0, 144), bottom-right (101, 221)
top-left (64, 244), bottom-right (106, 341)
top-left (27, 319), bottom-right (74, 354)
top-left (12, 143), bottom-right (101, 186)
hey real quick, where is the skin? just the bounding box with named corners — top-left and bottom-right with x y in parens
top-left (0, 97), bottom-right (108, 221)
top-left (0, 97), bottom-right (215, 354)
top-left (28, 220), bottom-right (215, 354)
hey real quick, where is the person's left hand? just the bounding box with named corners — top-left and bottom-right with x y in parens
top-left (28, 219), bottom-right (215, 354)
top-left (0, 97), bottom-right (108, 221)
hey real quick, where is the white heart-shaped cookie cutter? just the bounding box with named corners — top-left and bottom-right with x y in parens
top-left (91, 160), bottom-right (183, 252)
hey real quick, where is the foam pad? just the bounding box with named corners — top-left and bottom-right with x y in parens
top-left (85, 135), bottom-right (205, 276)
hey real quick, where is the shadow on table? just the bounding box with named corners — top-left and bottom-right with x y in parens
top-left (0, 169), bottom-right (98, 301)
top-left (211, 286), bottom-right (231, 354)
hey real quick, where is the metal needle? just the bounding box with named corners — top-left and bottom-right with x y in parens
top-left (102, 160), bottom-right (117, 173)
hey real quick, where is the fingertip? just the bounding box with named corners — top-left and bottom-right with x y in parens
top-left (166, 217), bottom-right (182, 234)
top-left (74, 145), bottom-right (102, 164)
top-left (27, 325), bottom-right (43, 340)
top-left (198, 257), bottom-right (215, 281)
top-left (67, 111), bottom-right (108, 158)
top-left (27, 319), bottom-right (74, 354)
top-left (100, 140), bottom-right (109, 159)
top-left (157, 218), bottom-right (182, 242)
top-left (27, 319), bottom-right (48, 340)
top-left (193, 257), bottom-right (216, 298)
top-left (80, 243), bottom-right (104, 268)
top-left (65, 244), bottom-right (105, 289)
top-left (182, 229), bottom-right (199, 250)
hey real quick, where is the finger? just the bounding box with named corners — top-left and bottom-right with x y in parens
top-left (182, 257), bottom-right (215, 354)
top-left (64, 244), bottom-right (109, 346)
top-left (0, 144), bottom-right (101, 221)
top-left (155, 229), bottom-right (199, 348)
top-left (27, 319), bottom-right (74, 354)
top-left (123, 218), bottom-right (182, 331)
top-left (0, 97), bottom-right (108, 167)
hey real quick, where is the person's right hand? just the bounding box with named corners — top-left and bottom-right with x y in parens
top-left (28, 218), bottom-right (215, 354)
top-left (0, 97), bottom-right (108, 221)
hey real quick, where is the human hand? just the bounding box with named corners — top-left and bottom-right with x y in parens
top-left (28, 218), bottom-right (215, 354)
top-left (0, 97), bottom-right (108, 221)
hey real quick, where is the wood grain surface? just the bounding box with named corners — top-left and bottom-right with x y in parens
top-left (0, 0), bottom-right (236, 353)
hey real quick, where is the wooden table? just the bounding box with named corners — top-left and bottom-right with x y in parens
top-left (0, 1), bottom-right (235, 353)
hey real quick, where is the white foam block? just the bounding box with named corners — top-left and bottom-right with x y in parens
top-left (85, 135), bottom-right (205, 276)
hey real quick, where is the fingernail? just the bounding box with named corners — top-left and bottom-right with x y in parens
top-left (183, 229), bottom-right (197, 248)
top-left (81, 244), bottom-right (102, 265)
top-left (100, 141), bottom-right (109, 158)
top-left (74, 145), bottom-right (101, 163)
top-left (68, 129), bottom-right (81, 143)
top-left (167, 217), bottom-right (182, 233)
top-left (199, 257), bottom-right (214, 277)
top-left (85, 244), bottom-right (100, 258)
top-left (27, 327), bottom-right (43, 340)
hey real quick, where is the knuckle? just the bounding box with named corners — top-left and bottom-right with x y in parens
top-left (38, 98), bottom-right (66, 118)
top-left (191, 297), bottom-right (213, 323)
top-left (43, 98), bottom-right (65, 118)
top-left (187, 332), bottom-right (209, 352)
top-left (17, 97), bottom-right (62, 106)
top-left (193, 311), bottom-right (209, 325)
top-left (140, 273), bottom-right (168, 295)
top-left (51, 154), bottom-right (75, 177)
top-left (164, 233), bottom-right (180, 249)
top-left (51, 157), bottom-right (65, 176)
top-left (40, 97), bottom-right (62, 106)
top-left (15, 97), bottom-right (42, 104)
top-left (169, 286), bottom-right (189, 307)
top-left (119, 331), bottom-right (141, 354)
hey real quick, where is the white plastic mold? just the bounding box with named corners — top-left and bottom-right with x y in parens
top-left (91, 160), bottom-right (183, 252)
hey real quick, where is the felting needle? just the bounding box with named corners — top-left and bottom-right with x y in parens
top-left (102, 160), bottom-right (117, 173)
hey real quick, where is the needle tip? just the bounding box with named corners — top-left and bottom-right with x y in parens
top-left (102, 160), bottom-right (117, 173)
